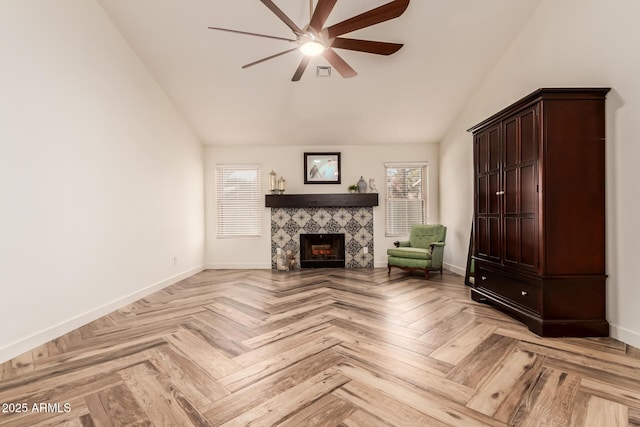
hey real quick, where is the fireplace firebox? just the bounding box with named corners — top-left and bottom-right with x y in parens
top-left (300, 234), bottom-right (345, 268)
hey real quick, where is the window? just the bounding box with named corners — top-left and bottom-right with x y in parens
top-left (216, 165), bottom-right (261, 237)
top-left (385, 162), bottom-right (428, 236)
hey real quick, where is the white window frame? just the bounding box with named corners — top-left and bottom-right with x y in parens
top-left (385, 162), bottom-right (429, 237)
top-left (215, 164), bottom-right (261, 238)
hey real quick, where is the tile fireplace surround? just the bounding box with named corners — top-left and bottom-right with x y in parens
top-left (270, 207), bottom-right (374, 269)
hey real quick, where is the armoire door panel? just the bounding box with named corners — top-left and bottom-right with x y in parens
top-left (504, 217), bottom-right (519, 264)
top-left (520, 164), bottom-right (536, 214)
top-left (489, 174), bottom-right (500, 214)
top-left (489, 217), bottom-right (501, 260)
top-left (476, 217), bottom-right (501, 262)
top-left (504, 168), bottom-right (518, 214)
top-left (489, 127), bottom-right (501, 171)
top-left (520, 109), bottom-right (536, 163)
top-left (477, 176), bottom-right (488, 214)
top-left (477, 218), bottom-right (488, 257)
top-left (521, 217), bottom-right (536, 267)
top-left (477, 134), bottom-right (488, 174)
top-left (504, 119), bottom-right (518, 167)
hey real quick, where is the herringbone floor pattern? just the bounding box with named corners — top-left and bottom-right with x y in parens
top-left (1, 269), bottom-right (639, 426)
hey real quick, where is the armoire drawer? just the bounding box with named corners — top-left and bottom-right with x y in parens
top-left (476, 268), bottom-right (541, 314)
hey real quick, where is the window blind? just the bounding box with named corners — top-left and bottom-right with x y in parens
top-left (216, 165), bottom-right (261, 238)
top-left (385, 163), bottom-right (428, 236)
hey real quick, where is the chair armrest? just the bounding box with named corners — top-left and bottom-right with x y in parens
top-left (429, 242), bottom-right (446, 269)
top-left (396, 240), bottom-right (411, 247)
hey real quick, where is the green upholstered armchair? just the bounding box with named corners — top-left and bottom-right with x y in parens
top-left (387, 224), bottom-right (447, 279)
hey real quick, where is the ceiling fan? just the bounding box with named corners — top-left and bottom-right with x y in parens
top-left (208, 0), bottom-right (409, 81)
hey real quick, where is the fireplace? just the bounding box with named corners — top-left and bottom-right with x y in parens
top-left (300, 233), bottom-right (345, 268)
top-left (270, 207), bottom-right (374, 269)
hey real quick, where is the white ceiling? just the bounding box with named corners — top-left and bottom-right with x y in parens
top-left (97, 0), bottom-right (541, 146)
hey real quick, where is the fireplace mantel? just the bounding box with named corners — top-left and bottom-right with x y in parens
top-left (265, 193), bottom-right (378, 208)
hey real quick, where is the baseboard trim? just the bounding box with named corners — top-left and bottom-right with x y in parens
top-left (610, 323), bottom-right (640, 350)
top-left (0, 265), bottom-right (204, 364)
top-left (205, 263), bottom-right (272, 270)
top-left (444, 262), bottom-right (466, 277)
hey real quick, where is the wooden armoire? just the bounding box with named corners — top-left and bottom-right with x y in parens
top-left (468, 88), bottom-right (610, 337)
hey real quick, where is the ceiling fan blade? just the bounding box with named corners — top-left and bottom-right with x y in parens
top-left (309, 0), bottom-right (337, 32)
top-left (322, 48), bottom-right (357, 78)
top-left (241, 47), bottom-right (298, 69)
top-left (208, 27), bottom-right (296, 42)
top-left (259, 0), bottom-right (303, 35)
top-left (326, 0), bottom-right (410, 38)
top-left (331, 38), bottom-right (403, 55)
top-left (292, 56), bottom-right (311, 81)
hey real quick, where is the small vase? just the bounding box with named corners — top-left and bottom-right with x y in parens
top-left (357, 176), bottom-right (368, 193)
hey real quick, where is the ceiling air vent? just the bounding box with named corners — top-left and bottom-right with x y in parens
top-left (316, 66), bottom-right (332, 78)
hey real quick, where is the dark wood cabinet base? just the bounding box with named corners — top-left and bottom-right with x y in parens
top-left (471, 287), bottom-right (609, 337)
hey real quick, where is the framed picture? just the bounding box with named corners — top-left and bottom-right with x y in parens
top-left (304, 152), bottom-right (341, 184)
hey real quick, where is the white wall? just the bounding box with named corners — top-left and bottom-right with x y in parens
top-left (205, 144), bottom-right (438, 269)
top-left (0, 0), bottom-right (205, 362)
top-left (439, 0), bottom-right (640, 347)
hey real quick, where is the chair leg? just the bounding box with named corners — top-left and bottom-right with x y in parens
top-left (387, 264), bottom-right (391, 275)
top-left (424, 269), bottom-right (430, 279)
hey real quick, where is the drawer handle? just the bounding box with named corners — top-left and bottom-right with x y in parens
top-left (521, 291), bottom-right (528, 296)
top-left (496, 191), bottom-right (505, 195)
top-left (481, 276), bottom-right (487, 281)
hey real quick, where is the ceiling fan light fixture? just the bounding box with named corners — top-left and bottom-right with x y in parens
top-left (300, 40), bottom-right (325, 56)
top-left (209, 0), bottom-right (409, 80)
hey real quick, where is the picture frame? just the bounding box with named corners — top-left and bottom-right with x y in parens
top-left (304, 152), bottom-right (341, 184)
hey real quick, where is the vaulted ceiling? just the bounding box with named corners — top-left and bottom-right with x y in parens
top-left (97, 0), bottom-right (541, 146)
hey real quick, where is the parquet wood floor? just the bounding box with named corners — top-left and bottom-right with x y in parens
top-left (1, 269), bottom-right (639, 426)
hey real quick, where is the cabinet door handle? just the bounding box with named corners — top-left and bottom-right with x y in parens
top-left (496, 191), bottom-right (505, 195)
top-left (521, 290), bottom-right (528, 296)
top-left (481, 276), bottom-right (487, 281)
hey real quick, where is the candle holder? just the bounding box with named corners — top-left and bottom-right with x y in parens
top-left (277, 177), bottom-right (286, 194)
top-left (268, 170), bottom-right (277, 193)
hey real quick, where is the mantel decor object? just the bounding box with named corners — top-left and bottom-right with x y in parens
top-left (268, 170), bottom-right (277, 193)
top-left (277, 177), bottom-right (286, 194)
top-left (357, 176), bottom-right (368, 193)
top-left (368, 178), bottom-right (378, 193)
top-left (276, 251), bottom-right (289, 271)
